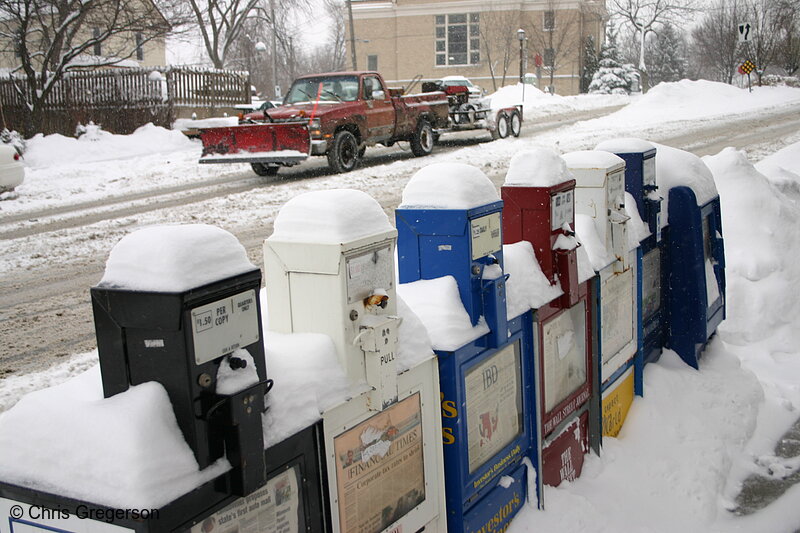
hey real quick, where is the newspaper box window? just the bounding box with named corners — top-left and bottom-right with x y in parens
top-left (396, 163), bottom-right (536, 533)
top-left (501, 148), bottom-right (599, 491)
top-left (652, 143), bottom-right (726, 369)
top-left (264, 189), bottom-right (446, 533)
top-left (563, 151), bottom-right (641, 439)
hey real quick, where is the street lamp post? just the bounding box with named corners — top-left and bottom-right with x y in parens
top-left (517, 28), bottom-right (527, 104)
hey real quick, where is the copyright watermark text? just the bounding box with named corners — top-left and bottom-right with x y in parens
top-left (9, 504), bottom-right (159, 523)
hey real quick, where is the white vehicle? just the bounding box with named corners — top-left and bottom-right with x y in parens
top-left (0, 144), bottom-right (24, 192)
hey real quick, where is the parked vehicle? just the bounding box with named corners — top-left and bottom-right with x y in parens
top-left (199, 71), bottom-right (521, 176)
top-left (0, 144), bottom-right (24, 193)
top-left (434, 75), bottom-right (484, 100)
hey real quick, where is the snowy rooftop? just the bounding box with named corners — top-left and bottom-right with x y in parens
top-left (97, 224), bottom-right (255, 292)
top-left (269, 189), bottom-right (394, 243)
top-left (399, 163), bottom-right (500, 209)
top-left (504, 148), bottom-right (574, 188)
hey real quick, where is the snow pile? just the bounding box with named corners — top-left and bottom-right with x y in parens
top-left (0, 366), bottom-right (229, 508)
top-left (503, 241), bottom-right (563, 318)
top-left (261, 332), bottom-right (351, 448)
top-left (400, 163), bottom-right (500, 209)
top-left (398, 276), bottom-right (490, 351)
top-left (215, 349), bottom-right (259, 395)
top-left (504, 148), bottom-right (573, 187)
top-left (595, 137), bottom-right (656, 154)
top-left (489, 82), bottom-right (628, 116)
top-left (574, 213), bottom-right (615, 271)
top-left (624, 192), bottom-right (650, 246)
top-left (269, 189), bottom-right (394, 243)
top-left (396, 295), bottom-right (436, 372)
top-left (562, 150), bottom-right (625, 179)
top-left (97, 224), bottom-right (255, 292)
top-left (24, 123), bottom-right (196, 168)
top-left (653, 142), bottom-right (718, 224)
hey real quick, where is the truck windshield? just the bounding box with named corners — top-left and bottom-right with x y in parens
top-left (285, 76), bottom-right (360, 104)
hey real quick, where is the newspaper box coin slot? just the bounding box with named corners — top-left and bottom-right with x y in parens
top-left (397, 163), bottom-right (536, 531)
top-left (264, 189), bottom-right (446, 533)
top-left (501, 149), bottom-right (599, 492)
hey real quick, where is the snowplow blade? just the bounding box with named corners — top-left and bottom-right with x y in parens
top-left (199, 123), bottom-right (310, 165)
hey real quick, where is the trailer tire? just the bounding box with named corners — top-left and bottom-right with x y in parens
top-left (492, 113), bottom-right (510, 140)
top-left (328, 130), bottom-right (360, 173)
top-left (251, 163), bottom-right (280, 176)
top-left (410, 120), bottom-right (434, 157)
top-left (510, 110), bottom-right (522, 137)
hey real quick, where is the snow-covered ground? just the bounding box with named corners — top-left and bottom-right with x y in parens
top-left (2, 80), bottom-right (800, 531)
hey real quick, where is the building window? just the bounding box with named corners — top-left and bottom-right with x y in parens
top-left (544, 48), bottom-right (555, 67)
top-left (135, 33), bottom-right (144, 61)
top-left (367, 54), bottom-right (378, 71)
top-left (544, 10), bottom-right (555, 31)
top-left (93, 28), bottom-right (102, 56)
top-left (434, 13), bottom-right (480, 66)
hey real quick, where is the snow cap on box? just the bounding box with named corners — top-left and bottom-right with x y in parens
top-left (595, 137), bottom-right (656, 154)
top-left (400, 162), bottom-right (499, 209)
top-left (504, 147), bottom-right (574, 187)
top-left (652, 142), bottom-right (718, 208)
top-left (98, 224), bottom-right (255, 292)
top-left (269, 189), bottom-right (394, 243)
top-left (562, 150), bottom-right (626, 171)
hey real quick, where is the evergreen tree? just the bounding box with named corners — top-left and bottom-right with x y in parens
top-left (581, 34), bottom-right (600, 93)
top-left (646, 23), bottom-right (687, 86)
top-left (589, 25), bottom-right (639, 94)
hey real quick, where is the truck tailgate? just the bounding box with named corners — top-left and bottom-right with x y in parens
top-left (199, 123), bottom-right (310, 164)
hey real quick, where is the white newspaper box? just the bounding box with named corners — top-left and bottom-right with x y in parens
top-left (563, 151), bottom-right (640, 438)
top-left (264, 189), bottom-right (446, 533)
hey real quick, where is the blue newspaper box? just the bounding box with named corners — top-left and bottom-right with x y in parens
top-left (396, 163), bottom-right (536, 533)
top-left (502, 148), bottom-right (598, 490)
top-left (654, 145), bottom-right (726, 368)
top-left (596, 139), bottom-right (666, 370)
top-left (563, 151), bottom-right (641, 438)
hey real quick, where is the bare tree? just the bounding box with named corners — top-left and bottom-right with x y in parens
top-left (743, 0), bottom-right (783, 85)
top-left (774, 0), bottom-right (800, 75)
top-left (609, 0), bottom-right (694, 91)
top-left (0, 0), bottom-right (170, 137)
top-left (185, 0), bottom-right (263, 69)
top-left (690, 0), bottom-right (744, 83)
top-left (479, 7), bottom-right (523, 91)
top-left (526, 0), bottom-right (582, 93)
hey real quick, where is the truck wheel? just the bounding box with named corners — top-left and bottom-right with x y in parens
top-left (510, 110), bottom-right (522, 137)
top-left (328, 130), bottom-right (360, 172)
top-left (251, 163), bottom-right (280, 176)
top-left (410, 120), bottom-right (434, 157)
top-left (492, 113), bottom-right (509, 140)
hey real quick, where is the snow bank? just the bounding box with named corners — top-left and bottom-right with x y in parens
top-left (489, 82), bottom-right (628, 116)
top-left (24, 123), bottom-right (196, 168)
top-left (269, 189), bottom-right (394, 243)
top-left (654, 142), bottom-right (718, 224)
top-left (262, 332), bottom-right (351, 448)
top-left (504, 148), bottom-right (573, 187)
top-left (503, 241), bottom-right (563, 318)
top-left (400, 163), bottom-right (500, 209)
top-left (398, 276), bottom-right (489, 351)
top-left (97, 224), bottom-right (255, 292)
top-left (0, 366), bottom-right (229, 509)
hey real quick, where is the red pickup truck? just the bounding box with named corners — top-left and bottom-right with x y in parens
top-left (199, 71), bottom-right (451, 175)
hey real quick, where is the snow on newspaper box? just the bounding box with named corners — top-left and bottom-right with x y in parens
top-left (562, 150), bottom-right (641, 439)
top-left (263, 189), bottom-right (446, 533)
top-left (653, 143), bottom-right (726, 369)
top-left (501, 149), bottom-right (599, 490)
top-left (395, 164), bottom-right (537, 533)
top-left (0, 225), bottom-right (327, 533)
top-left (595, 139), bottom-right (666, 368)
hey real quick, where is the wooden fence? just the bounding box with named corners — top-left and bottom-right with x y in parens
top-left (0, 67), bottom-right (251, 136)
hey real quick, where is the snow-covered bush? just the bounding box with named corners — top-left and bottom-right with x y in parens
top-left (761, 75), bottom-right (800, 88)
top-left (588, 58), bottom-right (639, 94)
top-left (75, 121), bottom-right (109, 141)
top-left (0, 129), bottom-right (25, 155)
